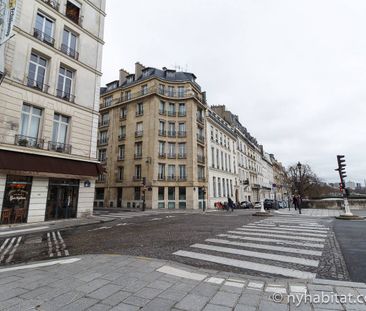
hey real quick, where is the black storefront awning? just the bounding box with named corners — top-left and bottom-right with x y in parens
top-left (0, 149), bottom-right (103, 177)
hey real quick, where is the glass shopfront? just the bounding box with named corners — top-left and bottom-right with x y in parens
top-left (1, 175), bottom-right (32, 224)
top-left (45, 178), bottom-right (79, 220)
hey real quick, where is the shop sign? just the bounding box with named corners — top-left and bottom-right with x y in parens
top-left (8, 189), bottom-right (27, 201)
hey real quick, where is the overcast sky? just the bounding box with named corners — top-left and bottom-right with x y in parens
top-left (102, 0), bottom-right (366, 184)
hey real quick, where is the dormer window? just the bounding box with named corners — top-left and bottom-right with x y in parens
top-left (142, 69), bottom-right (151, 77)
top-left (126, 75), bottom-right (134, 83)
top-left (166, 70), bottom-right (175, 79)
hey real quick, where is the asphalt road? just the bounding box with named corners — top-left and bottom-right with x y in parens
top-left (334, 218), bottom-right (366, 282)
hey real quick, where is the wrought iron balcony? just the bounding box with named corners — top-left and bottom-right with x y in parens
top-left (117, 155), bottom-right (125, 161)
top-left (159, 109), bottom-right (166, 115)
top-left (178, 131), bottom-right (186, 137)
top-left (167, 176), bottom-right (176, 181)
top-left (15, 135), bottom-right (44, 149)
top-left (135, 111), bottom-right (144, 117)
top-left (197, 134), bottom-right (205, 143)
top-left (26, 77), bottom-right (49, 93)
top-left (178, 153), bottom-right (187, 159)
top-left (135, 131), bottom-right (143, 138)
top-left (98, 119), bottom-right (109, 127)
top-left (167, 153), bottom-right (176, 159)
top-left (97, 138), bottom-right (108, 146)
top-left (167, 110), bottom-right (176, 117)
top-left (48, 141), bottom-right (72, 154)
top-left (178, 175), bottom-right (187, 181)
top-left (33, 28), bottom-right (55, 46)
top-left (158, 175), bottom-right (165, 181)
top-left (158, 152), bottom-right (166, 159)
top-left (56, 89), bottom-right (75, 103)
top-left (60, 43), bottom-right (79, 60)
top-left (134, 153), bottom-right (142, 159)
top-left (178, 111), bottom-right (187, 117)
top-left (167, 131), bottom-right (176, 137)
top-left (197, 155), bottom-right (205, 163)
top-left (158, 130), bottom-right (166, 137)
top-left (118, 134), bottom-right (126, 141)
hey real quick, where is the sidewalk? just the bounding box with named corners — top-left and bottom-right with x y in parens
top-left (275, 208), bottom-right (366, 218)
top-left (0, 254), bottom-right (365, 311)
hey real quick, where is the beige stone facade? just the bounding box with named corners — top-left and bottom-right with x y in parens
top-left (96, 63), bottom-right (208, 210)
top-left (0, 0), bottom-right (105, 223)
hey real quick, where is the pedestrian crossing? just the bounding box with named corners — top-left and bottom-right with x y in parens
top-left (0, 230), bottom-right (69, 265)
top-left (173, 216), bottom-right (329, 279)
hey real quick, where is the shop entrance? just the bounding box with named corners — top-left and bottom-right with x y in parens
top-left (45, 179), bottom-right (79, 221)
top-left (1, 175), bottom-right (32, 224)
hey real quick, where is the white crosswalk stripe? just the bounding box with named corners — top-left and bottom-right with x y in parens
top-left (48, 231), bottom-right (69, 257)
top-left (0, 237), bottom-right (22, 264)
top-left (173, 216), bottom-right (328, 279)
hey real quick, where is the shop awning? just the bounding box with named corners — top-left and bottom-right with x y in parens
top-left (0, 149), bottom-right (103, 177)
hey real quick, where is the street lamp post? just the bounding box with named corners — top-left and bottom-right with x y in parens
top-left (297, 162), bottom-right (302, 197)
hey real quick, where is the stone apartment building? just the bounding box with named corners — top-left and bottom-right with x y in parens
top-left (0, 0), bottom-right (105, 224)
top-left (206, 109), bottom-right (237, 208)
top-left (96, 63), bottom-right (208, 210)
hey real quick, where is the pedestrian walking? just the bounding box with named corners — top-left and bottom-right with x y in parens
top-left (227, 196), bottom-right (234, 212)
top-left (292, 195), bottom-right (297, 211)
top-left (297, 194), bottom-right (302, 214)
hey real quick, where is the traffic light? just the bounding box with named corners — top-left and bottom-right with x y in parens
top-left (335, 155), bottom-right (347, 182)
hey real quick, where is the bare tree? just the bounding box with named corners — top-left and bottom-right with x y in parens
top-left (286, 163), bottom-right (321, 198)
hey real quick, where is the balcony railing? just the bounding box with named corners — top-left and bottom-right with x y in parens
top-left (15, 135), bottom-right (44, 149)
top-left (42, 0), bottom-right (60, 11)
top-left (158, 175), bottom-right (165, 181)
top-left (178, 153), bottom-right (187, 159)
top-left (60, 43), bottom-right (79, 60)
top-left (198, 176), bottom-right (206, 182)
top-left (197, 155), bottom-right (205, 163)
top-left (118, 134), bottom-right (126, 141)
top-left (178, 111), bottom-right (187, 117)
top-left (178, 176), bottom-right (187, 181)
top-left (48, 141), bottom-right (72, 154)
top-left (178, 131), bottom-right (186, 137)
top-left (98, 119), bottom-right (109, 127)
top-left (159, 109), bottom-right (166, 115)
top-left (33, 28), bottom-right (55, 46)
top-left (135, 131), bottom-right (143, 138)
top-left (120, 113), bottom-right (127, 120)
top-left (197, 134), bottom-right (205, 143)
top-left (102, 85), bottom-right (205, 107)
top-left (167, 111), bottom-right (176, 117)
top-left (135, 111), bottom-right (144, 117)
top-left (158, 153), bottom-right (166, 159)
top-left (167, 131), bottom-right (176, 137)
top-left (56, 89), bottom-right (75, 103)
top-left (133, 176), bottom-right (142, 181)
top-left (167, 176), bottom-right (176, 181)
top-left (134, 153), bottom-right (142, 159)
top-left (167, 153), bottom-right (176, 159)
top-left (26, 77), bottom-right (49, 93)
top-left (158, 130), bottom-right (166, 137)
top-left (97, 138), bottom-right (108, 146)
top-left (117, 155), bottom-right (125, 161)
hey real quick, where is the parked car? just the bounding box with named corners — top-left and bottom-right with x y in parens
top-left (239, 201), bottom-right (254, 209)
top-left (254, 201), bottom-right (261, 208)
top-left (264, 199), bottom-right (278, 210)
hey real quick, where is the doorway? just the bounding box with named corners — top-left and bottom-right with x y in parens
top-left (45, 179), bottom-right (79, 220)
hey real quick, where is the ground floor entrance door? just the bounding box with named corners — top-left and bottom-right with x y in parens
top-left (45, 179), bottom-right (79, 221)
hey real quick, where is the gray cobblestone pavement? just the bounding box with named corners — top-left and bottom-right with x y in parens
top-left (0, 254), bottom-right (365, 311)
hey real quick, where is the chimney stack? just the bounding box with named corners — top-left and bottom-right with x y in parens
top-left (119, 69), bottom-right (129, 86)
top-left (135, 62), bottom-right (145, 79)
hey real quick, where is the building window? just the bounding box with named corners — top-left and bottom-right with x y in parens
top-left (221, 151), bottom-right (224, 170)
top-left (211, 147), bottom-right (215, 168)
top-left (117, 167), bottom-right (124, 181)
top-left (168, 165), bottom-right (175, 180)
top-left (27, 53), bottom-right (48, 92)
top-left (178, 86), bottom-right (185, 98)
top-left (230, 180), bottom-right (233, 197)
top-left (125, 90), bottom-right (131, 100)
top-left (228, 155), bottom-right (231, 172)
top-left (19, 104), bottom-right (42, 144)
top-left (99, 113), bottom-right (109, 127)
top-left (178, 123), bottom-right (186, 137)
top-left (198, 166), bottom-right (205, 180)
top-left (179, 165), bottom-right (186, 180)
top-left (168, 103), bottom-right (175, 116)
top-left (168, 143), bottom-right (175, 158)
top-left (118, 145), bottom-right (125, 160)
top-left (120, 106), bottom-right (127, 119)
top-left (159, 84), bottom-right (165, 95)
top-left (227, 179), bottom-right (230, 197)
top-left (158, 141), bottom-right (165, 157)
top-left (136, 103), bottom-right (144, 116)
top-left (104, 96), bottom-right (112, 107)
top-left (178, 103), bottom-right (186, 116)
top-left (216, 149), bottom-right (219, 168)
top-left (210, 126), bottom-right (214, 140)
top-left (158, 187), bottom-right (165, 208)
top-left (98, 148), bottom-right (106, 162)
top-left (167, 86), bottom-right (174, 97)
top-left (159, 101), bottom-right (165, 114)
top-left (218, 177), bottom-right (221, 197)
top-left (158, 163), bottom-right (165, 180)
top-left (61, 28), bottom-right (78, 59)
top-left (225, 154), bottom-right (228, 171)
top-left (178, 143), bottom-right (186, 158)
top-left (179, 187), bottom-right (186, 209)
top-left (34, 12), bottom-right (54, 45)
top-left (134, 142), bottom-right (142, 158)
top-left (134, 165), bottom-right (142, 180)
top-left (65, 0), bottom-right (81, 25)
top-left (98, 130), bottom-right (108, 145)
top-left (213, 177), bottom-right (217, 197)
top-left (168, 122), bottom-right (175, 137)
top-left (222, 178), bottom-right (226, 197)
top-left (52, 113), bottom-right (69, 145)
top-left (168, 187), bottom-right (175, 209)
top-left (135, 122), bottom-right (143, 137)
top-left (141, 84), bottom-right (148, 95)
top-left (57, 66), bottom-right (74, 102)
top-left (119, 126), bottom-right (126, 140)
top-left (134, 187), bottom-right (141, 200)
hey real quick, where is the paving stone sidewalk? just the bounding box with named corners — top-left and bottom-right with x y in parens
top-left (0, 254), bottom-right (366, 311)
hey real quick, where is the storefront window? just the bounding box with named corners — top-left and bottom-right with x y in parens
top-left (1, 175), bottom-right (32, 224)
top-left (45, 179), bottom-right (79, 220)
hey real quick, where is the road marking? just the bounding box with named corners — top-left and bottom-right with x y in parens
top-left (262, 220), bottom-right (323, 226)
top-left (227, 231), bottom-right (325, 242)
top-left (52, 232), bottom-right (61, 256)
top-left (0, 238), bottom-right (9, 253)
top-left (218, 234), bottom-right (324, 248)
top-left (57, 231), bottom-right (69, 256)
top-left (47, 233), bottom-right (53, 257)
top-left (156, 265), bottom-right (207, 281)
top-left (0, 226), bottom-right (49, 236)
top-left (173, 250), bottom-right (316, 279)
top-left (5, 236), bottom-right (22, 264)
top-left (0, 258), bottom-right (81, 273)
top-left (237, 228), bottom-right (327, 237)
top-left (278, 224), bottom-right (328, 230)
top-left (0, 237), bottom-right (16, 263)
top-left (246, 225), bottom-right (328, 233)
top-left (150, 218), bottom-right (163, 221)
top-left (206, 238), bottom-right (322, 256)
top-left (191, 243), bottom-right (319, 267)
top-left (224, 281), bottom-right (245, 288)
top-left (88, 226), bottom-right (112, 231)
top-left (205, 277), bottom-right (225, 284)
